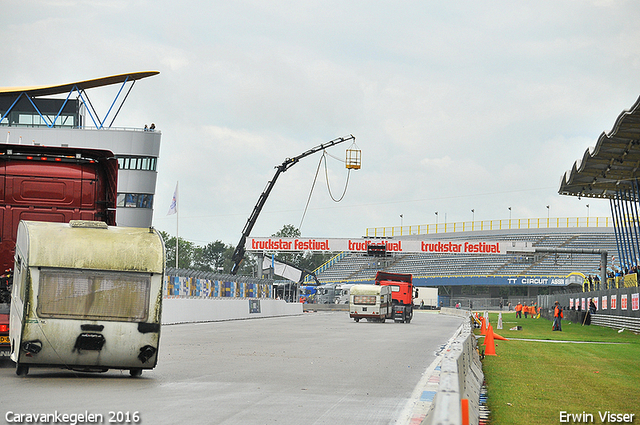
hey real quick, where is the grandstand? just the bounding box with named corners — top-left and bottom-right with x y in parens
top-left (315, 226), bottom-right (616, 284)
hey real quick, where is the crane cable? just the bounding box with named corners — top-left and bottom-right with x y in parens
top-left (299, 151), bottom-right (351, 230)
top-left (324, 153), bottom-right (351, 202)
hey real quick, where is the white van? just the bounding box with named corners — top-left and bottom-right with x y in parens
top-left (9, 220), bottom-right (165, 377)
top-left (349, 284), bottom-right (392, 322)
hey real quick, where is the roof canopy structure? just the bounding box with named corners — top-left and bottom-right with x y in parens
top-left (559, 95), bottom-right (640, 200)
top-left (0, 71), bottom-right (159, 97)
top-left (0, 71), bottom-right (159, 130)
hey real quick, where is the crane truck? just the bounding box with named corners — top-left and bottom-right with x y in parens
top-left (230, 135), bottom-right (356, 275)
top-left (374, 271), bottom-right (414, 323)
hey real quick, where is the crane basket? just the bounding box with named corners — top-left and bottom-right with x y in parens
top-left (345, 142), bottom-right (361, 170)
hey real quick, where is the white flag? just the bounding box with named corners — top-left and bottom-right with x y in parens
top-left (167, 182), bottom-right (178, 215)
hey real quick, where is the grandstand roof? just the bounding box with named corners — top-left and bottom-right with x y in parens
top-left (559, 94), bottom-right (640, 200)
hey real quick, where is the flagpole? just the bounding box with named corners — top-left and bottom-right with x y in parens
top-left (176, 181), bottom-right (179, 269)
top-left (167, 181), bottom-right (179, 268)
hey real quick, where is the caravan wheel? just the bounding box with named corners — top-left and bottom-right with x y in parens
top-left (130, 368), bottom-right (143, 377)
top-left (16, 363), bottom-right (29, 377)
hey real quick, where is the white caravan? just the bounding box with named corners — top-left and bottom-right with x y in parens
top-left (9, 220), bottom-right (165, 377)
top-left (349, 284), bottom-right (392, 322)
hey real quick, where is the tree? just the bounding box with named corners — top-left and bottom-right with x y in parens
top-left (160, 229), bottom-right (304, 276)
top-left (274, 224), bottom-right (301, 238)
top-left (192, 240), bottom-right (227, 272)
top-left (222, 245), bottom-right (256, 276)
top-left (272, 224), bottom-right (303, 266)
top-left (160, 231), bottom-right (195, 269)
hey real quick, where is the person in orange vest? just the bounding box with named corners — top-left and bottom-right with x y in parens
top-left (552, 301), bottom-right (563, 331)
top-left (524, 303), bottom-right (529, 318)
top-left (515, 302), bottom-right (522, 318)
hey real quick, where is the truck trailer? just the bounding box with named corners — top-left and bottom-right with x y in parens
top-left (414, 287), bottom-right (439, 309)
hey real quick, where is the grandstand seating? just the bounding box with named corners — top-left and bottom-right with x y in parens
top-left (316, 227), bottom-right (618, 283)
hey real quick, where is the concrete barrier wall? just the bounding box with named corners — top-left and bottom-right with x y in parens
top-left (423, 310), bottom-right (484, 425)
top-left (303, 303), bottom-right (349, 312)
top-left (162, 298), bottom-right (303, 324)
top-left (440, 306), bottom-right (471, 318)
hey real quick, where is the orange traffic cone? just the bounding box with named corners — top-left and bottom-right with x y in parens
top-left (480, 317), bottom-right (487, 335)
top-left (483, 323), bottom-right (491, 345)
top-left (493, 332), bottom-right (509, 341)
top-left (493, 325), bottom-right (509, 341)
top-left (484, 324), bottom-right (497, 356)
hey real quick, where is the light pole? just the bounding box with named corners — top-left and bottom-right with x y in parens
top-left (400, 214), bottom-right (403, 227)
top-left (546, 205), bottom-right (550, 227)
top-left (435, 212), bottom-right (438, 232)
top-left (586, 204), bottom-right (589, 226)
top-left (508, 207), bottom-right (512, 228)
top-left (471, 209), bottom-right (475, 231)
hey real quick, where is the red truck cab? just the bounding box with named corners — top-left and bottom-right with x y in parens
top-left (0, 144), bottom-right (117, 272)
top-left (374, 271), bottom-right (414, 323)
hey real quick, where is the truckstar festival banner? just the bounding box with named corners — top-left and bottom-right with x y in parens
top-left (248, 237), bottom-right (507, 254)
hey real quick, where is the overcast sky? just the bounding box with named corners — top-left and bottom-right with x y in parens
top-left (3, 1), bottom-right (640, 247)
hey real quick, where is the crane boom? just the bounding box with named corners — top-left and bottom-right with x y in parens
top-left (230, 135), bottom-right (355, 275)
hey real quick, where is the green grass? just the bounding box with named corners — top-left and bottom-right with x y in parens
top-left (477, 312), bottom-right (640, 424)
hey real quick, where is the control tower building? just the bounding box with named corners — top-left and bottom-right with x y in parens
top-left (0, 71), bottom-right (161, 228)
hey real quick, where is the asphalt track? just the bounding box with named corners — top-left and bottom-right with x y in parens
top-left (0, 310), bottom-right (463, 425)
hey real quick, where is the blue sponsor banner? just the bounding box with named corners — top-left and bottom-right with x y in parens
top-left (350, 275), bottom-right (575, 287)
top-left (163, 275), bottom-right (275, 299)
top-left (223, 281), bottom-right (232, 297)
top-left (413, 275), bottom-right (571, 287)
top-left (166, 275), bottom-right (289, 297)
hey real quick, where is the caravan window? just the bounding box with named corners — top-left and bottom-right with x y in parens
top-left (36, 269), bottom-right (151, 322)
top-left (353, 295), bottom-right (376, 305)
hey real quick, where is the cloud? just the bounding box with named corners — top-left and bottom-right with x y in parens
top-left (2, 0), bottom-right (637, 244)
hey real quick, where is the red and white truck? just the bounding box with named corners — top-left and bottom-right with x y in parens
top-left (374, 271), bottom-right (414, 323)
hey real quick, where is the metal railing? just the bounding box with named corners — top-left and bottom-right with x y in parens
top-left (366, 216), bottom-right (612, 238)
top-left (1, 123), bottom-right (159, 133)
top-left (304, 251), bottom-right (347, 282)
